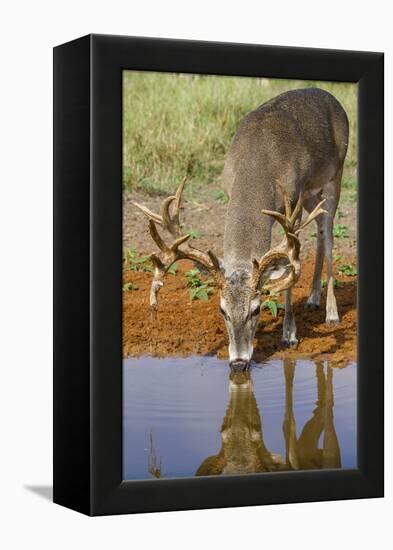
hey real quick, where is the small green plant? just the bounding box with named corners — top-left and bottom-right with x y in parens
top-left (338, 263), bottom-right (357, 276)
top-left (185, 268), bottom-right (203, 287)
top-left (167, 263), bottom-right (178, 275)
top-left (124, 250), bottom-right (178, 276)
top-left (183, 227), bottom-right (203, 240)
top-left (213, 189), bottom-right (229, 204)
top-left (124, 248), bottom-right (153, 272)
top-left (333, 224), bottom-right (349, 239)
top-left (261, 299), bottom-right (284, 318)
top-left (123, 282), bottom-right (139, 292)
top-left (321, 279), bottom-right (343, 289)
top-left (185, 268), bottom-right (214, 301)
top-left (333, 253), bottom-right (343, 262)
top-left (189, 286), bottom-right (214, 301)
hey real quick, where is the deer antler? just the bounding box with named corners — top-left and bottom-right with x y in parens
top-left (251, 186), bottom-right (327, 293)
top-left (133, 177), bottom-right (223, 311)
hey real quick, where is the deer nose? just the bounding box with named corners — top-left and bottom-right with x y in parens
top-left (229, 359), bottom-right (249, 372)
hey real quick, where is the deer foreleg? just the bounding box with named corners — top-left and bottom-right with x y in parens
top-left (305, 209), bottom-right (325, 310)
top-left (322, 179), bottom-right (341, 324)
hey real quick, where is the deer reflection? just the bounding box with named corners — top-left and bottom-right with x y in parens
top-left (196, 360), bottom-right (341, 476)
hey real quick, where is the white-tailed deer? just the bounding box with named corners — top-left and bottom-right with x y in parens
top-left (134, 88), bottom-right (349, 369)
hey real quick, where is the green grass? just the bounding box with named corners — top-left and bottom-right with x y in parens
top-left (123, 72), bottom-right (357, 200)
top-left (213, 189), bottom-right (229, 204)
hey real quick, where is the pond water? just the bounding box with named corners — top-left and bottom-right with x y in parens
top-left (123, 357), bottom-right (357, 480)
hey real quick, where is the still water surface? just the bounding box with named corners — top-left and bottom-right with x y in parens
top-left (123, 357), bottom-right (356, 480)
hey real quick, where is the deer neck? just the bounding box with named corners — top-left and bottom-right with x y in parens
top-left (223, 190), bottom-right (274, 276)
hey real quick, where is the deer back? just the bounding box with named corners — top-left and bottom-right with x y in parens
top-left (223, 88), bottom-right (349, 272)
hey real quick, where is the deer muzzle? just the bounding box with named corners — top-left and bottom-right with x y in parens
top-left (229, 359), bottom-right (250, 372)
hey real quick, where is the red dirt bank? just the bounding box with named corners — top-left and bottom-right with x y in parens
top-left (123, 256), bottom-right (357, 364)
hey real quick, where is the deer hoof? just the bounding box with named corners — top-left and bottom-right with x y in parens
top-left (281, 336), bottom-right (299, 349)
top-left (305, 302), bottom-right (319, 311)
top-left (326, 317), bottom-right (340, 325)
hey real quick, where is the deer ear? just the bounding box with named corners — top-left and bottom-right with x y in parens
top-left (197, 254), bottom-right (225, 278)
top-left (259, 258), bottom-right (291, 288)
top-left (207, 251), bottom-right (225, 275)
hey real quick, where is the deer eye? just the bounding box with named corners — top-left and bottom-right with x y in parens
top-left (220, 305), bottom-right (228, 319)
top-left (252, 305), bottom-right (261, 317)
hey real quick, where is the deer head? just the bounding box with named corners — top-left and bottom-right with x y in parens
top-left (196, 369), bottom-right (282, 475)
top-left (133, 178), bottom-right (326, 368)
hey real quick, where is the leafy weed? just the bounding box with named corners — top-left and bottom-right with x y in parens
top-left (185, 268), bottom-right (214, 301)
top-left (124, 248), bottom-right (153, 272)
top-left (261, 299), bottom-right (284, 318)
top-left (123, 282), bottom-right (139, 292)
top-left (338, 263), bottom-right (357, 276)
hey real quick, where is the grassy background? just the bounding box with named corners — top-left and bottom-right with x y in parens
top-left (123, 72), bottom-right (357, 201)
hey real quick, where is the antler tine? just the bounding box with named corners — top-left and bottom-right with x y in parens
top-left (134, 178), bottom-right (187, 238)
top-left (172, 233), bottom-right (192, 253)
top-left (159, 177), bottom-right (187, 236)
top-left (160, 196), bottom-right (178, 235)
top-left (262, 191), bottom-right (304, 235)
top-left (296, 199), bottom-right (327, 233)
top-left (148, 219), bottom-right (171, 255)
top-left (172, 176), bottom-right (187, 224)
top-left (261, 208), bottom-right (291, 233)
top-left (132, 202), bottom-right (163, 226)
top-left (290, 192), bottom-right (304, 225)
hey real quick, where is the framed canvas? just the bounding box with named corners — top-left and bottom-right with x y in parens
top-left (53, 34), bottom-right (384, 516)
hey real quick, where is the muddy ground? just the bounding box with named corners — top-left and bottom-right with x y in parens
top-left (123, 188), bottom-right (357, 363)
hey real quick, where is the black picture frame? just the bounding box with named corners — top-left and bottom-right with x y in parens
top-left (53, 34), bottom-right (384, 516)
